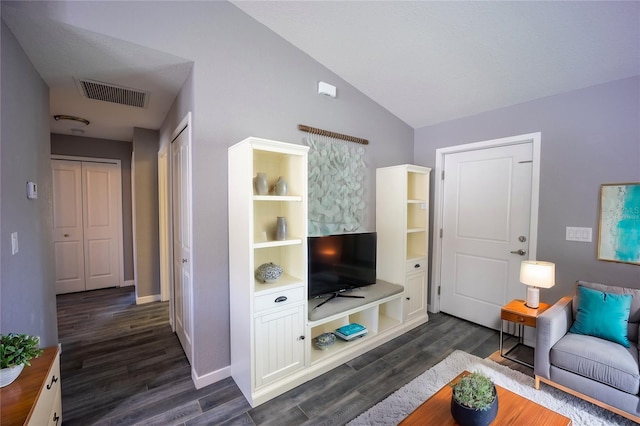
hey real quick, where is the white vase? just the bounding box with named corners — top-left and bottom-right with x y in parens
top-left (0, 364), bottom-right (24, 388)
top-left (276, 217), bottom-right (287, 241)
top-left (274, 176), bottom-right (288, 196)
top-left (254, 172), bottom-right (268, 195)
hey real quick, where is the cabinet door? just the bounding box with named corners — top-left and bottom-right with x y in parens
top-left (404, 271), bottom-right (427, 320)
top-left (254, 304), bottom-right (305, 388)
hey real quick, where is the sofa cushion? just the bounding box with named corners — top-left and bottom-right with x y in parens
top-left (569, 285), bottom-right (633, 347)
top-left (574, 281), bottom-right (640, 344)
top-left (551, 333), bottom-right (640, 395)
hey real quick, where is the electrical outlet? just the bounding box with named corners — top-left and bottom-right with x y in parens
top-left (566, 227), bottom-right (592, 242)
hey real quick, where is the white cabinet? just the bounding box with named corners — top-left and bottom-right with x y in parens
top-left (405, 259), bottom-right (427, 320)
top-left (228, 137), bottom-right (309, 407)
top-left (376, 164), bottom-right (431, 322)
top-left (254, 304), bottom-right (305, 387)
top-left (1, 347), bottom-right (62, 425)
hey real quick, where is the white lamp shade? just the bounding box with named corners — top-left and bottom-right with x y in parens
top-left (520, 260), bottom-right (555, 289)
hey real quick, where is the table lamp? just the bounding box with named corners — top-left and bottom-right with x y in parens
top-left (520, 260), bottom-right (555, 309)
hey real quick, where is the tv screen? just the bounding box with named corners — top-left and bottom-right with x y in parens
top-left (308, 232), bottom-right (377, 298)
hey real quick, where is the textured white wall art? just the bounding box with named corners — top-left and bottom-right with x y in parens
top-left (306, 134), bottom-right (366, 236)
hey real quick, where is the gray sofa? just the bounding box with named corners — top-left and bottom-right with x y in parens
top-left (535, 280), bottom-right (640, 423)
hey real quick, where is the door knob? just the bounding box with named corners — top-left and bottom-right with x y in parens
top-left (510, 249), bottom-right (526, 256)
top-left (182, 258), bottom-right (188, 263)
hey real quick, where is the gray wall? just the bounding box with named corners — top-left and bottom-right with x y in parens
top-left (132, 127), bottom-right (160, 298)
top-left (6, 1), bottom-right (415, 377)
top-left (50, 133), bottom-right (134, 282)
top-left (0, 21), bottom-right (58, 346)
top-left (415, 76), bottom-right (640, 305)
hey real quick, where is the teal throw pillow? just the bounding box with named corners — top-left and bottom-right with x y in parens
top-left (569, 285), bottom-right (633, 347)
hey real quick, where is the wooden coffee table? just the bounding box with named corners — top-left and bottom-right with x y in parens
top-left (399, 371), bottom-right (572, 425)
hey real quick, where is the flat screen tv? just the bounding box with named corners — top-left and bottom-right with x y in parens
top-left (308, 232), bottom-right (377, 300)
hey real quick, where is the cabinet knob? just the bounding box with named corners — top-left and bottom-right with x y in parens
top-left (406, 297), bottom-right (411, 300)
top-left (53, 412), bottom-right (60, 426)
top-left (414, 264), bottom-right (420, 268)
top-left (298, 335), bottom-right (305, 340)
top-left (182, 258), bottom-right (188, 263)
top-left (274, 296), bottom-right (288, 303)
top-left (64, 234), bottom-right (70, 237)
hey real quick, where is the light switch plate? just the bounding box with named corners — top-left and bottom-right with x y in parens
top-left (566, 226), bottom-right (592, 242)
top-left (11, 232), bottom-right (18, 255)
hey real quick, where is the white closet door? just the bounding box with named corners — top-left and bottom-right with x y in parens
top-left (52, 159), bottom-right (122, 294)
top-left (82, 162), bottom-right (122, 290)
top-left (52, 160), bottom-right (86, 294)
top-left (172, 127), bottom-right (193, 364)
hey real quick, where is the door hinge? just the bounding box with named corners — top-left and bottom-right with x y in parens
top-left (439, 228), bottom-right (443, 238)
top-left (441, 170), bottom-right (445, 180)
top-left (438, 286), bottom-right (441, 295)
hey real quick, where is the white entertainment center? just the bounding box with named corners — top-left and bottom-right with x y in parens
top-left (228, 137), bottom-right (431, 407)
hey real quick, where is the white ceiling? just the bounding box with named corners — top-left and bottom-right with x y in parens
top-left (234, 1), bottom-right (640, 128)
top-left (2, 1), bottom-right (639, 141)
top-left (2, 6), bottom-right (193, 142)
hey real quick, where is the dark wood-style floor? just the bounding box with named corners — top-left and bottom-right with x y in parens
top-left (57, 287), bottom-right (504, 425)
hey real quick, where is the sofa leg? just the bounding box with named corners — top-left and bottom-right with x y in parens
top-left (534, 376), bottom-right (540, 390)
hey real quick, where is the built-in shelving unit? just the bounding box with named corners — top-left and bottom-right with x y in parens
top-left (376, 164), bottom-right (431, 322)
top-left (230, 147), bottom-right (432, 407)
top-left (229, 137), bottom-right (309, 406)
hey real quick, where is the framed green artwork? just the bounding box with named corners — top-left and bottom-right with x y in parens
top-left (598, 182), bottom-right (640, 265)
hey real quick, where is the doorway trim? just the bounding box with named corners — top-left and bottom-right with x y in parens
top-left (51, 155), bottom-right (126, 289)
top-left (158, 145), bottom-right (170, 305)
top-left (429, 132), bottom-right (541, 313)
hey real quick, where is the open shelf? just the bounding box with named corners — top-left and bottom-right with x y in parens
top-left (253, 239), bottom-right (302, 249)
top-left (406, 232), bottom-right (427, 259)
top-left (254, 273), bottom-right (304, 295)
top-left (308, 296), bottom-right (402, 365)
top-left (254, 195), bottom-right (302, 202)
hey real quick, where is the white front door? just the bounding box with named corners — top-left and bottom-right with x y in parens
top-left (52, 159), bottom-right (123, 294)
top-left (52, 160), bottom-right (86, 294)
top-left (172, 125), bottom-right (193, 364)
top-left (439, 142), bottom-right (533, 329)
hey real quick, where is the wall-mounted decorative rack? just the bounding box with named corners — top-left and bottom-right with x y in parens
top-left (298, 124), bottom-right (369, 145)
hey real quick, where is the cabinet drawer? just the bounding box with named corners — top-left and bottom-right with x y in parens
top-left (48, 387), bottom-right (62, 426)
top-left (406, 258), bottom-right (426, 273)
top-left (28, 351), bottom-right (60, 426)
top-left (501, 310), bottom-right (536, 327)
top-left (254, 287), bottom-right (305, 313)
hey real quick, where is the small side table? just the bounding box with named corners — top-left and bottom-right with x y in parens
top-left (500, 299), bottom-right (551, 368)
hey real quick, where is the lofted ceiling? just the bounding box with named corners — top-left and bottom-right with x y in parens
top-left (2, 1), bottom-right (639, 142)
top-left (233, 1), bottom-right (640, 128)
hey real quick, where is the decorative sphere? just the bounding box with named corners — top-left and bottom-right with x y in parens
top-left (255, 262), bottom-right (284, 283)
top-left (314, 333), bottom-right (336, 350)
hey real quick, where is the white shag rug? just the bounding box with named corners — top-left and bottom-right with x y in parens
top-left (348, 350), bottom-right (636, 426)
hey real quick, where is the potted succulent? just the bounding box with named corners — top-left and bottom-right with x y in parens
top-left (0, 333), bottom-right (43, 387)
top-left (450, 371), bottom-right (499, 426)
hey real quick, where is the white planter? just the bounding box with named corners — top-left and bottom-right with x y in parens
top-left (0, 364), bottom-right (24, 387)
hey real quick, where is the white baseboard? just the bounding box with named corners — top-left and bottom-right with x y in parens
top-left (122, 280), bottom-right (135, 287)
top-left (136, 294), bottom-right (161, 305)
top-left (192, 365), bottom-right (231, 389)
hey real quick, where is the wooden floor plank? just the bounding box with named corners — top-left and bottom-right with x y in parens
top-left (57, 287), bottom-right (502, 425)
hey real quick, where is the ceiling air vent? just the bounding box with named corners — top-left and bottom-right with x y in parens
top-left (76, 78), bottom-right (148, 108)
